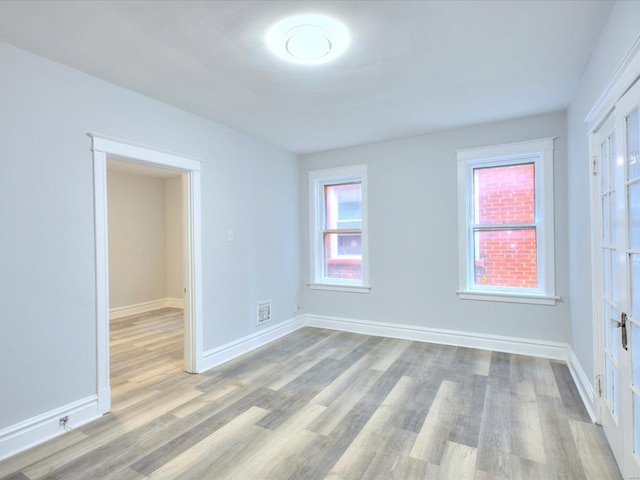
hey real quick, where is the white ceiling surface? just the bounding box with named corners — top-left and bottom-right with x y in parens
top-left (0, 1), bottom-right (614, 154)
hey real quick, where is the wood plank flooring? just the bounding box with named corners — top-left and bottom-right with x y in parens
top-left (0, 309), bottom-right (622, 479)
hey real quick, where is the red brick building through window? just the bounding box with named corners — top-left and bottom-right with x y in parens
top-left (473, 163), bottom-right (537, 288)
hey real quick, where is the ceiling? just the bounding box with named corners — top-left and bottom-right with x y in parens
top-left (0, 1), bottom-right (614, 154)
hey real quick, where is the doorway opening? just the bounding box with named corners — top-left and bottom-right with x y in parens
top-left (90, 134), bottom-right (203, 415)
top-left (106, 159), bottom-right (185, 410)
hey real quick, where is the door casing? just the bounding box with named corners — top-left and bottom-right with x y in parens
top-left (89, 133), bottom-right (204, 414)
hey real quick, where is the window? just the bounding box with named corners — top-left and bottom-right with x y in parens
top-left (456, 138), bottom-right (557, 305)
top-left (308, 164), bottom-right (370, 292)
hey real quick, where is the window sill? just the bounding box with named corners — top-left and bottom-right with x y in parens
top-left (456, 289), bottom-right (559, 306)
top-left (307, 283), bottom-right (371, 294)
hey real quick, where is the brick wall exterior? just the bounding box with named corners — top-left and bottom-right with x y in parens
top-left (474, 164), bottom-right (537, 288)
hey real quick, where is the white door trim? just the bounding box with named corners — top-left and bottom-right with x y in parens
top-left (89, 133), bottom-right (203, 415)
top-left (588, 32), bottom-right (640, 421)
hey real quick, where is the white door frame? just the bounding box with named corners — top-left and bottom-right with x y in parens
top-left (588, 34), bottom-right (640, 422)
top-left (89, 133), bottom-right (204, 415)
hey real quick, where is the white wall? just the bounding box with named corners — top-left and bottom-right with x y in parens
top-left (567, 2), bottom-right (640, 384)
top-left (106, 169), bottom-right (183, 308)
top-left (0, 41), bottom-right (300, 431)
top-left (165, 175), bottom-right (183, 301)
top-left (107, 170), bottom-right (170, 308)
top-left (300, 111), bottom-right (570, 343)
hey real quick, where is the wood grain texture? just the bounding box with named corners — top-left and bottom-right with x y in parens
top-left (0, 309), bottom-right (622, 479)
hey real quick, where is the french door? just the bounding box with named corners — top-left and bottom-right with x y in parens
top-left (596, 79), bottom-right (640, 478)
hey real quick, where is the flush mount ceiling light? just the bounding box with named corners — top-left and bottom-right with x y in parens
top-left (266, 13), bottom-right (349, 65)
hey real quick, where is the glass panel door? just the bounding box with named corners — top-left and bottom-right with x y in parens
top-left (599, 78), bottom-right (640, 478)
top-left (622, 97), bottom-right (640, 476)
top-left (597, 114), bottom-right (624, 467)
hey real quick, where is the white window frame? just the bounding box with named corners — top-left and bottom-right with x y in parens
top-left (308, 164), bottom-right (370, 293)
top-left (456, 138), bottom-right (558, 305)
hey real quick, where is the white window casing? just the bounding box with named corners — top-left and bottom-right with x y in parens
top-left (456, 138), bottom-right (559, 305)
top-left (308, 164), bottom-right (370, 293)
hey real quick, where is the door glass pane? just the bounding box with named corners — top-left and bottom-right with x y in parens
top-left (605, 302), bottom-right (612, 352)
top-left (612, 250), bottom-right (619, 304)
top-left (603, 195), bottom-right (610, 244)
top-left (633, 322), bottom-right (640, 388)
top-left (611, 192), bottom-right (617, 245)
top-left (604, 249), bottom-right (611, 299)
top-left (602, 140), bottom-right (609, 192)
top-left (632, 255), bottom-right (640, 318)
top-left (612, 311), bottom-right (619, 360)
top-left (613, 361), bottom-right (619, 416)
top-left (628, 109), bottom-right (640, 180)
top-left (635, 393), bottom-right (640, 456)
top-left (629, 184), bottom-right (640, 248)
top-left (603, 196), bottom-right (611, 244)
top-left (605, 356), bottom-right (612, 402)
top-left (610, 132), bottom-right (617, 190)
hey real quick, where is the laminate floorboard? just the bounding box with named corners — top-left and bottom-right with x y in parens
top-left (0, 309), bottom-right (622, 479)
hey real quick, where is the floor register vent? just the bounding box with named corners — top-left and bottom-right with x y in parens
top-left (257, 299), bottom-right (271, 325)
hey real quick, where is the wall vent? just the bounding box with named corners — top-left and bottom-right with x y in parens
top-left (257, 300), bottom-right (272, 325)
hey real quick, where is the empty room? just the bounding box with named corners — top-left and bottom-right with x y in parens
top-left (0, 1), bottom-right (639, 479)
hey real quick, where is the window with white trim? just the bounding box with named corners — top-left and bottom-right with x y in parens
top-left (456, 138), bottom-right (557, 305)
top-left (308, 164), bottom-right (370, 293)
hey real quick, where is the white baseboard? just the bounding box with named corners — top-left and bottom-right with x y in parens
top-left (304, 314), bottom-right (569, 361)
top-left (567, 348), bottom-right (598, 423)
top-left (0, 395), bottom-right (100, 462)
top-left (109, 298), bottom-right (184, 319)
top-left (201, 316), bottom-right (305, 372)
top-left (166, 297), bottom-right (184, 309)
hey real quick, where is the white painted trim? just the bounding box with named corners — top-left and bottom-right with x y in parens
top-left (307, 283), bottom-right (371, 293)
top-left (456, 138), bottom-right (557, 303)
top-left (182, 169), bottom-right (204, 373)
top-left (308, 164), bottom-right (369, 290)
top-left (109, 298), bottom-right (184, 319)
top-left (456, 290), bottom-right (559, 306)
top-left (89, 133), bottom-right (203, 414)
top-left (201, 316), bottom-right (305, 372)
top-left (90, 133), bottom-right (202, 169)
top-left (0, 396), bottom-right (100, 462)
top-left (567, 347), bottom-right (598, 423)
top-left (166, 297), bottom-right (184, 309)
top-left (92, 148), bottom-right (111, 415)
top-left (585, 32), bottom-right (640, 132)
top-left (304, 314), bottom-right (569, 360)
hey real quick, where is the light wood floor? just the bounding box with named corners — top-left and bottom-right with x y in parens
top-left (0, 309), bottom-right (622, 479)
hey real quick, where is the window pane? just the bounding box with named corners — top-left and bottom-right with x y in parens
top-left (324, 233), bottom-right (362, 280)
top-left (474, 228), bottom-right (537, 288)
top-left (473, 163), bottom-right (535, 224)
top-left (325, 183), bottom-right (361, 229)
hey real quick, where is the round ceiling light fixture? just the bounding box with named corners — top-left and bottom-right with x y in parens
top-left (266, 13), bottom-right (349, 65)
